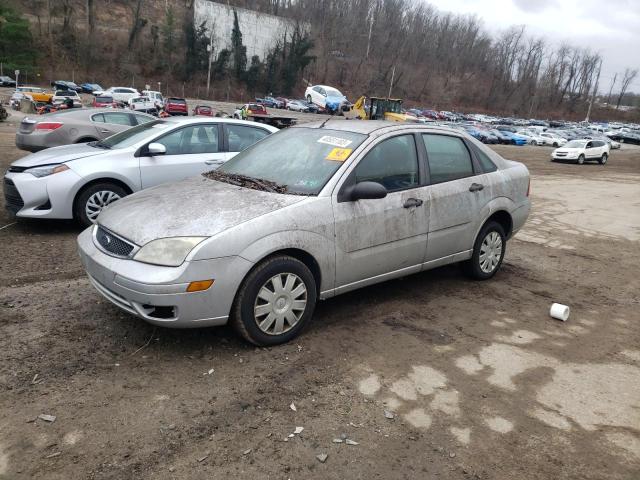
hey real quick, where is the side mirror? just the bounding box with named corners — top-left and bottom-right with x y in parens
top-left (147, 142), bottom-right (166, 155)
top-left (347, 181), bottom-right (387, 201)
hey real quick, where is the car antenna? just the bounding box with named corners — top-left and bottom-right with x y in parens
top-left (319, 116), bottom-right (332, 129)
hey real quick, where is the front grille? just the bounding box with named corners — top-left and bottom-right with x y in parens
top-left (95, 226), bottom-right (135, 258)
top-left (3, 177), bottom-right (24, 214)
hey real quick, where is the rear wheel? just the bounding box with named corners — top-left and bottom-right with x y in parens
top-left (231, 255), bottom-right (317, 346)
top-left (599, 153), bottom-right (608, 165)
top-left (74, 182), bottom-right (127, 227)
top-left (463, 221), bottom-right (506, 280)
top-left (577, 154), bottom-right (585, 165)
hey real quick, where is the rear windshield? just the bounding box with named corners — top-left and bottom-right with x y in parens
top-left (168, 98), bottom-right (186, 104)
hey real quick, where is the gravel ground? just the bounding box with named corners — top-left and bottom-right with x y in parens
top-left (1, 103), bottom-right (639, 480)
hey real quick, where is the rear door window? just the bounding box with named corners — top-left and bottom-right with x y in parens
top-left (471, 145), bottom-right (497, 173)
top-left (103, 112), bottom-right (134, 126)
top-left (133, 114), bottom-right (154, 125)
top-left (422, 134), bottom-right (474, 183)
top-left (225, 124), bottom-right (270, 152)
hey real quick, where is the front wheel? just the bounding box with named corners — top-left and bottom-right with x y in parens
top-left (231, 256), bottom-right (317, 346)
top-left (463, 221), bottom-right (506, 280)
top-left (577, 154), bottom-right (585, 165)
top-left (74, 182), bottom-right (127, 227)
top-left (599, 153), bottom-right (608, 164)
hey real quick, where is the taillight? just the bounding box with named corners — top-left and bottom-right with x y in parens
top-left (35, 122), bottom-right (63, 131)
top-left (526, 178), bottom-right (531, 197)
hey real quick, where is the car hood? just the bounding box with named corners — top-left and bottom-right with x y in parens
top-left (97, 176), bottom-right (308, 246)
top-left (11, 143), bottom-right (105, 168)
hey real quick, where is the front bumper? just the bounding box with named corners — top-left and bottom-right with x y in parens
top-left (3, 169), bottom-right (81, 219)
top-left (77, 227), bottom-right (254, 328)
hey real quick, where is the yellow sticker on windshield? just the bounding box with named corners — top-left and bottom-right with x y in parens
top-left (325, 147), bottom-right (353, 162)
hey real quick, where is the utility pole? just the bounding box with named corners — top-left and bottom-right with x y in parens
top-left (365, 14), bottom-right (374, 59)
top-left (206, 32), bottom-right (214, 98)
top-left (388, 65), bottom-right (396, 98)
top-left (585, 59), bottom-right (602, 123)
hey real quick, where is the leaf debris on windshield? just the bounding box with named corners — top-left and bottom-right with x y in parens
top-left (203, 170), bottom-right (288, 194)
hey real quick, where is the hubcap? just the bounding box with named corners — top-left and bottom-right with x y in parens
top-left (85, 190), bottom-right (121, 223)
top-left (254, 273), bottom-right (307, 335)
top-left (479, 231), bottom-right (503, 274)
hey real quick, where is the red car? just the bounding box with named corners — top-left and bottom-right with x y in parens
top-left (164, 97), bottom-right (188, 116)
top-left (92, 95), bottom-right (118, 108)
top-left (192, 105), bottom-right (214, 116)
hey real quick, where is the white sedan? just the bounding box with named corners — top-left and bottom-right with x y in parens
top-left (551, 139), bottom-right (610, 164)
top-left (4, 118), bottom-right (277, 226)
top-left (304, 85), bottom-right (348, 113)
top-left (539, 132), bottom-right (567, 147)
top-left (516, 130), bottom-right (546, 146)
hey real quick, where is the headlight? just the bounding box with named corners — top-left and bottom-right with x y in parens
top-left (134, 237), bottom-right (207, 267)
top-left (26, 164), bottom-right (69, 178)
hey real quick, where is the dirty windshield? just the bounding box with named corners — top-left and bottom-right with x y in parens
top-left (213, 128), bottom-right (367, 195)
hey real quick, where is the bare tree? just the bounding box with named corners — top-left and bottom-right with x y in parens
top-left (616, 68), bottom-right (638, 109)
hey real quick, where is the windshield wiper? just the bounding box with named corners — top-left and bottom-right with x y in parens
top-left (203, 171), bottom-right (287, 194)
top-left (91, 142), bottom-right (111, 149)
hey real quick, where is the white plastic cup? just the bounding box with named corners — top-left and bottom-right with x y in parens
top-left (550, 303), bottom-right (570, 321)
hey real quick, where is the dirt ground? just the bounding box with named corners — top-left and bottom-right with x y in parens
top-left (1, 106), bottom-right (639, 480)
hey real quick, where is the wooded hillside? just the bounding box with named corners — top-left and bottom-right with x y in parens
top-left (2, 0), bottom-right (638, 120)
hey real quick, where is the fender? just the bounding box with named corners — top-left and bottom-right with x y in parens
top-left (238, 229), bottom-right (335, 295)
top-left (471, 196), bottom-right (517, 242)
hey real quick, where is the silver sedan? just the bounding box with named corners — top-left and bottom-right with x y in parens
top-left (15, 108), bottom-right (156, 152)
top-left (78, 120), bottom-right (531, 346)
top-left (5, 117), bottom-right (277, 225)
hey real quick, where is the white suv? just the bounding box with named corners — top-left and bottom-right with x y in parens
top-left (551, 139), bottom-right (610, 164)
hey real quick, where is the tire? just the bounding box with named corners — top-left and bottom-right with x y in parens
top-left (553, 142), bottom-right (558, 147)
top-left (599, 153), bottom-right (608, 165)
top-left (462, 221), bottom-right (506, 280)
top-left (74, 182), bottom-right (128, 227)
top-left (231, 255), bottom-right (317, 346)
top-left (577, 154), bottom-right (585, 165)
top-left (306, 95), bottom-right (312, 104)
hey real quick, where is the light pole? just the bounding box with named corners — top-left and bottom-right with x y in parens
top-left (206, 34), bottom-right (214, 99)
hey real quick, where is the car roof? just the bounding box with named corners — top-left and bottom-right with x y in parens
top-left (291, 119), bottom-right (470, 136)
top-left (161, 116), bottom-right (279, 131)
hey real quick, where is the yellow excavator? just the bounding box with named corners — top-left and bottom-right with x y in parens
top-left (346, 96), bottom-right (419, 122)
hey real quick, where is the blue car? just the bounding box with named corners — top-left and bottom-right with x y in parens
top-left (255, 97), bottom-right (278, 108)
top-left (80, 83), bottom-right (103, 94)
top-left (499, 131), bottom-right (528, 146)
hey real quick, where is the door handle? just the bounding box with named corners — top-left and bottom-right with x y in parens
top-left (469, 183), bottom-right (484, 192)
top-left (403, 197), bottom-right (423, 208)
